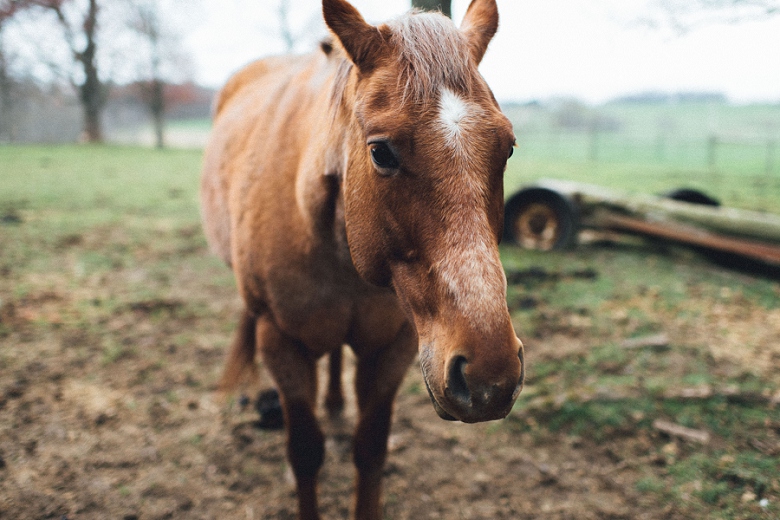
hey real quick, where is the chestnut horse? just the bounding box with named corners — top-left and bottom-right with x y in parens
top-left (200, 0), bottom-right (523, 518)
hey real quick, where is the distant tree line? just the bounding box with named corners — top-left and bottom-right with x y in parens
top-left (0, 0), bottom-right (454, 146)
top-left (610, 92), bottom-right (728, 105)
top-left (4, 0), bottom-right (772, 146)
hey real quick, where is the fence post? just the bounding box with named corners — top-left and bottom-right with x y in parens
top-left (707, 134), bottom-right (718, 173)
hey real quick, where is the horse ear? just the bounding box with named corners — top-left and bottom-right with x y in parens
top-left (460, 0), bottom-right (499, 65)
top-left (322, 0), bottom-right (385, 71)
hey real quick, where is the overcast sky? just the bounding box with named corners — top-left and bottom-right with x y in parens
top-left (179, 0), bottom-right (779, 104)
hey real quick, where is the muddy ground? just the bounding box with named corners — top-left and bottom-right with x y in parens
top-left (1, 219), bottom-right (779, 519)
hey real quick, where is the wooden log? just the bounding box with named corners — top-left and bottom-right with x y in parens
top-left (535, 179), bottom-right (780, 245)
top-left (652, 419), bottom-right (711, 444)
top-left (599, 212), bottom-right (780, 266)
top-left (620, 333), bottom-right (670, 350)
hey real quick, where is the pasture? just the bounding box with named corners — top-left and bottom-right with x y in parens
top-left (1, 143), bottom-right (779, 519)
top-left (505, 100), bottom-right (780, 212)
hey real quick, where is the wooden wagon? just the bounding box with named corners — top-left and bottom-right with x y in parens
top-left (503, 179), bottom-right (780, 268)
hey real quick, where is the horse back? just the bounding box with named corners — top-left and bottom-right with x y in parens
top-left (200, 53), bottom-right (328, 268)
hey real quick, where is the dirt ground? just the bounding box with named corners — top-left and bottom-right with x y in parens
top-left (1, 232), bottom-right (779, 519)
top-left (0, 322), bottom-right (656, 520)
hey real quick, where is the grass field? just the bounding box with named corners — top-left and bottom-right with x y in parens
top-left (1, 143), bottom-right (779, 518)
top-left (503, 100), bottom-right (780, 211)
top-left (119, 100), bottom-right (780, 210)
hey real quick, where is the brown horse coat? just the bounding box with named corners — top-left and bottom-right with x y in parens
top-left (201, 1), bottom-right (523, 518)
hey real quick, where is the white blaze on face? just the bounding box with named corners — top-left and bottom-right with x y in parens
top-left (437, 88), bottom-right (487, 165)
top-left (434, 90), bottom-right (506, 330)
top-left (438, 88), bottom-right (470, 141)
top-left (437, 229), bottom-right (507, 331)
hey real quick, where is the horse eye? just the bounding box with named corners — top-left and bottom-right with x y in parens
top-left (370, 142), bottom-right (399, 170)
top-left (508, 147), bottom-right (514, 159)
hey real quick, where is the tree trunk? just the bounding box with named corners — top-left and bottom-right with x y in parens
top-left (149, 78), bottom-right (165, 149)
top-left (76, 0), bottom-right (104, 143)
top-left (411, 0), bottom-right (451, 17)
top-left (153, 108), bottom-right (164, 150)
top-left (0, 23), bottom-right (12, 142)
top-left (80, 70), bottom-right (104, 143)
top-left (130, 3), bottom-right (169, 149)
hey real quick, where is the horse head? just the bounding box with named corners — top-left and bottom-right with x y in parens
top-left (324, 0), bottom-right (523, 423)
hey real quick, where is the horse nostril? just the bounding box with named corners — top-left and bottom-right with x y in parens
top-left (513, 349), bottom-right (526, 400)
top-left (446, 355), bottom-right (470, 405)
top-left (518, 349), bottom-right (525, 382)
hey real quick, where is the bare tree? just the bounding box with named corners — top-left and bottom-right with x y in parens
top-left (1, 2), bottom-right (20, 142)
top-left (125, 0), bottom-right (194, 149)
top-left (0, 20), bottom-right (12, 141)
top-left (127, 0), bottom-right (165, 149)
top-left (412, 0), bottom-right (451, 18)
top-left (0, 0), bottom-right (107, 142)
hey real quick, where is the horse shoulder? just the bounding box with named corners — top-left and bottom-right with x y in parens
top-left (201, 55), bottom-right (314, 267)
top-left (203, 50), bottom-right (363, 349)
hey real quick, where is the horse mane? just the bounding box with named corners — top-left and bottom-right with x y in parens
top-left (387, 11), bottom-right (474, 103)
top-left (327, 10), bottom-right (475, 113)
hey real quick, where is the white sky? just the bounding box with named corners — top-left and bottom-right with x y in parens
top-left (180, 0), bottom-right (780, 104)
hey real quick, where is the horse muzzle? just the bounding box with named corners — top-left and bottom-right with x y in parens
top-left (420, 340), bottom-right (525, 423)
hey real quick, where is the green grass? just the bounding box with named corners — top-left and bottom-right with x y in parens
top-left (0, 144), bottom-right (201, 217)
top-left (0, 144), bottom-right (226, 332)
top-left (500, 238), bottom-right (780, 519)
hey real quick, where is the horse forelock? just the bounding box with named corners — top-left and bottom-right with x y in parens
top-left (327, 11), bottom-right (476, 126)
top-left (387, 11), bottom-right (474, 104)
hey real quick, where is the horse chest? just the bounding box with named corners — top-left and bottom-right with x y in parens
top-left (260, 260), bottom-right (400, 356)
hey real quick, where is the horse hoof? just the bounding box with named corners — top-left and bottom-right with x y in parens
top-left (255, 388), bottom-right (284, 430)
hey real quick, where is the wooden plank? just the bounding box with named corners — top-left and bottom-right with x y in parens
top-left (620, 333), bottom-right (670, 350)
top-left (653, 419), bottom-right (711, 444)
top-left (601, 213), bottom-right (780, 266)
top-left (536, 179), bottom-right (780, 245)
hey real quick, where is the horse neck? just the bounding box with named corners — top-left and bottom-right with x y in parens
top-left (294, 57), bottom-right (359, 260)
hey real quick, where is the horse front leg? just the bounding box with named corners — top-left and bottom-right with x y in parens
top-left (257, 317), bottom-right (324, 520)
top-left (352, 323), bottom-right (418, 520)
top-left (325, 345), bottom-right (345, 417)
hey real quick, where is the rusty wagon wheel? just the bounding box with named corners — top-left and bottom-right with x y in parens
top-left (503, 187), bottom-right (579, 250)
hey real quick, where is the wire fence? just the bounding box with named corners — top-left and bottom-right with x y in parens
top-left (504, 101), bottom-right (780, 212)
